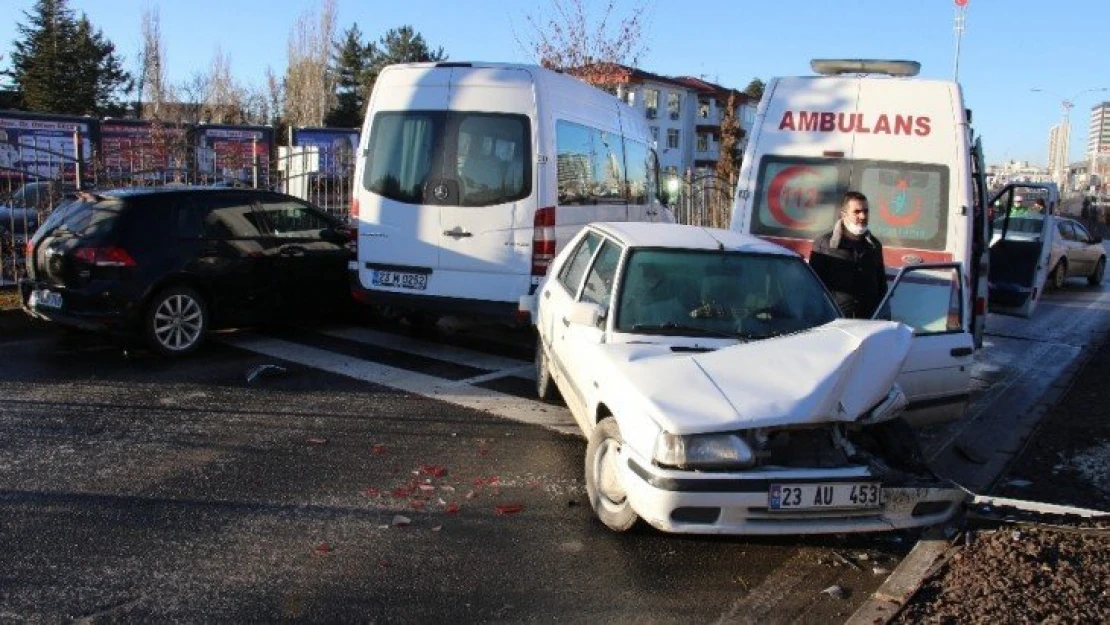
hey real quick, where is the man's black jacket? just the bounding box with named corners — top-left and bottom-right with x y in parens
top-left (809, 220), bottom-right (887, 318)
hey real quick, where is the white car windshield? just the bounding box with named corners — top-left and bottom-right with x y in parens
top-left (615, 249), bottom-right (839, 339)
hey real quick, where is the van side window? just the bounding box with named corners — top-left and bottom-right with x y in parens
top-left (625, 140), bottom-right (659, 205)
top-left (558, 231), bottom-right (602, 296)
top-left (556, 121), bottom-right (626, 205)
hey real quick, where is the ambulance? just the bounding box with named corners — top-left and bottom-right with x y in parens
top-left (730, 59), bottom-right (1054, 425)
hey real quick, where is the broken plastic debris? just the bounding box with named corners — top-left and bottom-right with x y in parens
top-left (495, 503), bottom-right (524, 516)
top-left (445, 502), bottom-right (460, 514)
top-left (409, 500), bottom-right (426, 511)
top-left (313, 542), bottom-right (332, 555)
top-left (432, 525), bottom-right (443, 532)
top-left (363, 488), bottom-right (381, 497)
top-left (872, 566), bottom-right (890, 576)
top-left (392, 515), bottom-right (411, 527)
top-left (246, 364), bottom-right (287, 384)
top-left (465, 490), bottom-right (478, 500)
top-left (440, 485), bottom-right (456, 493)
top-left (371, 444), bottom-right (387, 455)
top-left (392, 486), bottom-right (415, 499)
top-left (307, 437), bottom-right (328, 446)
top-left (821, 585), bottom-right (846, 599)
top-left (418, 484), bottom-right (436, 494)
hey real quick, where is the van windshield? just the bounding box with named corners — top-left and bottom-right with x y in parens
top-left (364, 111), bottom-right (531, 207)
top-left (751, 156), bottom-right (950, 251)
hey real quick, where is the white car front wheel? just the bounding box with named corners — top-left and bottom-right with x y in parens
top-left (585, 417), bottom-right (639, 532)
top-left (535, 336), bottom-right (557, 401)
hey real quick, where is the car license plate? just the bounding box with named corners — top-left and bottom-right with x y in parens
top-left (29, 289), bottom-right (63, 310)
top-left (768, 482), bottom-right (883, 511)
top-left (372, 269), bottom-right (428, 290)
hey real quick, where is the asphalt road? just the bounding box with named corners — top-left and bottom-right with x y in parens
top-left (2, 266), bottom-right (1109, 623)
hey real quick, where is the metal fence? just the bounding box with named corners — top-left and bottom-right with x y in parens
top-left (669, 174), bottom-right (735, 229)
top-left (1, 131), bottom-right (357, 285)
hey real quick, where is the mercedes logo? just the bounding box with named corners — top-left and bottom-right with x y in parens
top-left (433, 184), bottom-right (449, 201)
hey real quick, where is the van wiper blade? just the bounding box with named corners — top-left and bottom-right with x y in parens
top-left (631, 323), bottom-right (737, 338)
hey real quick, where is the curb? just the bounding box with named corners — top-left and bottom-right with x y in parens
top-left (845, 327), bottom-right (1109, 625)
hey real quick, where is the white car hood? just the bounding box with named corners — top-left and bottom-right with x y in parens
top-left (612, 319), bottom-right (913, 434)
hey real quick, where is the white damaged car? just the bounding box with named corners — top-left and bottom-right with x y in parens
top-left (531, 223), bottom-right (972, 534)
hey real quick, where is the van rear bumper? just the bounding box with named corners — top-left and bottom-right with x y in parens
top-left (348, 270), bottom-right (527, 324)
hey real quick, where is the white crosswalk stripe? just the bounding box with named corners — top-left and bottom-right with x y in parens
top-left (224, 332), bottom-right (579, 436)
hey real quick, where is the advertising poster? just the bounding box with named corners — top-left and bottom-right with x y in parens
top-left (0, 112), bottom-right (94, 181)
top-left (196, 125), bottom-right (272, 183)
top-left (291, 127), bottom-right (358, 176)
top-left (99, 120), bottom-right (189, 180)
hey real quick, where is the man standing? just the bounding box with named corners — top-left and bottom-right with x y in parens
top-left (809, 191), bottom-right (888, 318)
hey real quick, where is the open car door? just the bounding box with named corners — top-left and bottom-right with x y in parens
top-left (986, 183), bottom-right (1056, 317)
top-left (874, 262), bottom-right (973, 427)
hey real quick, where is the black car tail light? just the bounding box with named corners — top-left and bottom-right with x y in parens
top-left (74, 246), bottom-right (137, 267)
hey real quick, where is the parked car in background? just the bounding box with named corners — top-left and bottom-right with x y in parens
top-left (0, 180), bottom-right (79, 233)
top-left (991, 214), bottom-right (1105, 289)
top-left (21, 187), bottom-right (352, 355)
top-left (530, 222), bottom-right (966, 535)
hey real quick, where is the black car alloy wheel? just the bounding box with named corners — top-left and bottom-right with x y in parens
top-left (145, 286), bottom-right (208, 355)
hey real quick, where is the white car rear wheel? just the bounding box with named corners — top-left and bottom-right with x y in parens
top-left (585, 417), bottom-right (639, 532)
top-left (1051, 260), bottom-right (1067, 290)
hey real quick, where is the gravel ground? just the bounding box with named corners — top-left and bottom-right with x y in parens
top-left (896, 333), bottom-right (1110, 623)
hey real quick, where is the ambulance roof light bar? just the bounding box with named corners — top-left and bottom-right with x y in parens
top-left (810, 59), bottom-right (921, 77)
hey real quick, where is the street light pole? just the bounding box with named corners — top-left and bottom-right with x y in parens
top-left (1031, 87), bottom-right (1110, 192)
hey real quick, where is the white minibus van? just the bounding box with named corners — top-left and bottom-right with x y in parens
top-left (730, 59), bottom-right (1053, 425)
top-left (349, 62), bottom-right (669, 326)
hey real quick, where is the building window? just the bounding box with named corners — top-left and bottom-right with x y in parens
top-left (697, 132), bottom-right (709, 152)
top-left (698, 97), bottom-right (710, 119)
top-left (667, 92), bottom-right (681, 120)
top-left (624, 89), bottom-right (635, 106)
top-left (666, 128), bottom-right (680, 150)
top-left (644, 89), bottom-right (659, 119)
top-left (650, 126), bottom-right (659, 143)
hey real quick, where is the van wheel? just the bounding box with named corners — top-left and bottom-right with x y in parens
top-left (1089, 257), bottom-right (1106, 286)
top-left (1050, 260), bottom-right (1067, 290)
top-left (145, 286), bottom-right (208, 356)
top-left (535, 336), bottom-right (556, 401)
top-left (585, 418), bottom-right (640, 532)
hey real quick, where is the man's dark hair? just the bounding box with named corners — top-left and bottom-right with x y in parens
top-left (840, 191), bottom-right (868, 209)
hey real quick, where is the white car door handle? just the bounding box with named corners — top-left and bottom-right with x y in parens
top-left (543, 290), bottom-right (550, 299)
top-left (561, 316), bottom-right (570, 327)
top-left (443, 228), bottom-right (472, 238)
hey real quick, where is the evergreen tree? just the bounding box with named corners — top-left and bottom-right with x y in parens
top-left (364, 26), bottom-right (446, 96)
top-left (6, 0), bottom-right (131, 116)
top-left (743, 78), bottom-right (765, 103)
top-left (324, 24), bottom-right (375, 128)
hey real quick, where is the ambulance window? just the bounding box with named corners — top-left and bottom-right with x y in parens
top-left (856, 163), bottom-right (948, 251)
top-left (750, 157), bottom-right (845, 242)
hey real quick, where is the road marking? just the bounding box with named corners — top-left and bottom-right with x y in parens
top-left (318, 326), bottom-right (530, 373)
top-left (224, 335), bottom-right (578, 436)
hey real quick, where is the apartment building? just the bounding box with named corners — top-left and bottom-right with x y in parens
top-left (575, 64), bottom-right (756, 185)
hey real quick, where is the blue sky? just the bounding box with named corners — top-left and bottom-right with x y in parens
top-left (1, 0), bottom-right (1105, 166)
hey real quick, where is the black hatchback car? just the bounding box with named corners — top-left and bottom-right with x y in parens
top-left (21, 187), bottom-right (352, 355)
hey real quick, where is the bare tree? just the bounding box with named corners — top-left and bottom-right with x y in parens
top-left (173, 70), bottom-right (210, 125)
top-left (204, 47), bottom-right (243, 123)
top-left (517, 0), bottom-right (651, 85)
top-left (283, 0), bottom-right (337, 128)
top-left (138, 5), bottom-right (167, 120)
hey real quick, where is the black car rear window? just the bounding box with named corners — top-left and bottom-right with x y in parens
top-left (46, 197), bottom-right (124, 237)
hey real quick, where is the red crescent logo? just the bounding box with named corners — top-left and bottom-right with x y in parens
top-left (879, 197), bottom-right (922, 227)
top-left (767, 166), bottom-right (818, 228)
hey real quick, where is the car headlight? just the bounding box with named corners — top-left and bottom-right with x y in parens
top-left (653, 432), bottom-right (756, 470)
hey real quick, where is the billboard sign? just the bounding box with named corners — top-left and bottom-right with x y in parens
top-left (196, 125), bottom-right (272, 182)
top-left (0, 112), bottom-right (94, 180)
top-left (99, 120), bottom-right (190, 180)
top-left (291, 127), bottom-right (358, 176)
